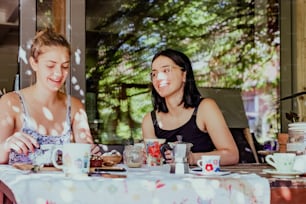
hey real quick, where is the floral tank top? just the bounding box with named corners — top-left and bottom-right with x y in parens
top-left (8, 91), bottom-right (71, 164)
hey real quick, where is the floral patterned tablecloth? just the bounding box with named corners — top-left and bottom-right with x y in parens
top-left (0, 165), bottom-right (270, 204)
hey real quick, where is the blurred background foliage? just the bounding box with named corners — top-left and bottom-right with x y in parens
top-left (85, 0), bottom-right (279, 144)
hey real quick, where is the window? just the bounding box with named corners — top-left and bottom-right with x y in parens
top-left (85, 0), bottom-right (280, 144)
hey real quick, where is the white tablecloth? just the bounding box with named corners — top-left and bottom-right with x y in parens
top-left (0, 165), bottom-right (270, 204)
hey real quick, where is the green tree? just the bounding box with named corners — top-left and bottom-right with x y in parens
top-left (85, 0), bottom-right (279, 143)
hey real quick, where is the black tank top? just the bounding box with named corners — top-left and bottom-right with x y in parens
top-left (151, 105), bottom-right (216, 153)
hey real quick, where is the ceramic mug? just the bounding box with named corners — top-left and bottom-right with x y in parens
top-left (29, 144), bottom-right (60, 166)
top-left (197, 155), bottom-right (220, 173)
top-left (265, 153), bottom-right (296, 172)
top-left (51, 143), bottom-right (91, 177)
top-left (293, 154), bottom-right (306, 172)
top-left (144, 138), bottom-right (166, 166)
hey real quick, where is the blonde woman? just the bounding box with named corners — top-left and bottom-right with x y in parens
top-left (0, 29), bottom-right (100, 164)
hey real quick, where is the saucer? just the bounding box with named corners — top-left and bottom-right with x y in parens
top-left (257, 150), bottom-right (276, 156)
top-left (263, 169), bottom-right (303, 179)
top-left (189, 168), bottom-right (230, 176)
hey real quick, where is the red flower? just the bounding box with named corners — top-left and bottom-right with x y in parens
top-left (148, 142), bottom-right (161, 158)
top-left (156, 180), bottom-right (165, 188)
top-left (205, 164), bottom-right (214, 172)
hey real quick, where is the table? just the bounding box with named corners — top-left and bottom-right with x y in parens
top-left (222, 164), bottom-right (306, 204)
top-left (0, 164), bottom-right (270, 204)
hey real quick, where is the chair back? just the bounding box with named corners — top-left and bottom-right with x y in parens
top-left (198, 87), bottom-right (260, 163)
top-left (198, 87), bottom-right (249, 128)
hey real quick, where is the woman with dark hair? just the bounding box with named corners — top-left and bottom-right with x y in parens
top-left (142, 49), bottom-right (239, 165)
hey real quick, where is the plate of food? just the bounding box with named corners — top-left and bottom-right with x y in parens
top-left (90, 150), bottom-right (122, 168)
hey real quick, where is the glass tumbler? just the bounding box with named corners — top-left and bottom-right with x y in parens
top-left (123, 145), bottom-right (143, 168)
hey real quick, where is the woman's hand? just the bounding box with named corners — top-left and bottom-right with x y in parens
top-left (187, 152), bottom-right (196, 165)
top-left (4, 132), bottom-right (39, 155)
top-left (163, 149), bottom-right (174, 163)
top-left (90, 144), bottom-right (102, 156)
top-left (142, 148), bottom-right (174, 164)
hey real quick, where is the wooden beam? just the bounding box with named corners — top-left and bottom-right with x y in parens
top-left (52, 0), bottom-right (66, 34)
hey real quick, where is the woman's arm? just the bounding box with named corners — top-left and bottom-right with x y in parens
top-left (0, 93), bottom-right (38, 164)
top-left (71, 96), bottom-right (93, 143)
top-left (70, 96), bottom-right (100, 154)
top-left (141, 112), bottom-right (157, 140)
top-left (191, 98), bottom-right (239, 166)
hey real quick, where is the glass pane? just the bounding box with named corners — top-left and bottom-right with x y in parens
top-left (0, 0), bottom-right (19, 93)
top-left (85, 0), bottom-right (280, 144)
top-left (37, 0), bottom-right (66, 34)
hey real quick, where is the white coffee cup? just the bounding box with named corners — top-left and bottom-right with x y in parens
top-left (29, 144), bottom-right (60, 166)
top-left (265, 153), bottom-right (296, 172)
top-left (51, 143), bottom-right (91, 177)
top-left (197, 155), bottom-right (220, 173)
top-left (293, 154), bottom-right (306, 173)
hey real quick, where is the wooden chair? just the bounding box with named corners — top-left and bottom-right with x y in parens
top-left (198, 87), bottom-right (260, 163)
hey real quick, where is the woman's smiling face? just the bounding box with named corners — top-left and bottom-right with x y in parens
top-left (31, 46), bottom-right (70, 91)
top-left (151, 56), bottom-right (186, 98)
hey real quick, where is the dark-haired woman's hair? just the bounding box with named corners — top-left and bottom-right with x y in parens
top-left (30, 28), bottom-right (71, 61)
top-left (151, 49), bottom-right (202, 112)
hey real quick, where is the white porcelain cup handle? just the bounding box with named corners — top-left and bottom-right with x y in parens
top-left (51, 147), bottom-right (63, 170)
top-left (265, 155), bottom-right (276, 168)
top-left (197, 160), bottom-right (203, 168)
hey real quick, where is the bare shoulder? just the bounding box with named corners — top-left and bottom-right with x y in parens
top-left (0, 92), bottom-right (21, 127)
top-left (142, 111), bottom-right (156, 139)
top-left (70, 95), bottom-right (84, 108)
top-left (0, 92), bottom-right (20, 108)
top-left (142, 112), bottom-right (152, 123)
top-left (69, 95), bottom-right (86, 116)
top-left (142, 111), bottom-right (154, 130)
top-left (197, 97), bottom-right (224, 120)
top-left (198, 98), bottom-right (219, 111)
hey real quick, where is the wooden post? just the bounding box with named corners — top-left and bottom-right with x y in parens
top-left (52, 0), bottom-right (66, 35)
top-left (277, 133), bottom-right (289, 153)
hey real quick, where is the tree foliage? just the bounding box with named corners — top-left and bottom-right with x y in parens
top-left (85, 0), bottom-right (279, 143)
